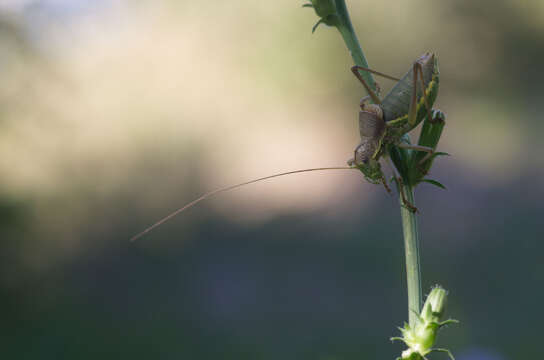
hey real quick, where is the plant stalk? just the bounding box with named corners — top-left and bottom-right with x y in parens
top-left (399, 184), bottom-right (422, 327)
top-left (334, 0), bottom-right (377, 92)
top-left (332, 0), bottom-right (423, 328)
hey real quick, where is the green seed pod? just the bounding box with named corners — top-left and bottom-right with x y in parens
top-left (424, 286), bottom-right (448, 320)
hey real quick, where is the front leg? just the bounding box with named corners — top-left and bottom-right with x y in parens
top-left (347, 143), bottom-right (364, 167)
top-left (351, 65), bottom-right (394, 105)
top-left (359, 83), bottom-right (382, 110)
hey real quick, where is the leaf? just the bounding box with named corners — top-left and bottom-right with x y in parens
top-left (421, 179), bottom-right (447, 190)
top-left (417, 111), bottom-right (446, 150)
top-left (312, 18), bottom-right (324, 33)
top-left (388, 144), bottom-right (412, 184)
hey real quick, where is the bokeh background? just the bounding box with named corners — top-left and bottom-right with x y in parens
top-left (1, 1), bottom-right (543, 359)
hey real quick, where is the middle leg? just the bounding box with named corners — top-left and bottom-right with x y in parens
top-left (396, 142), bottom-right (434, 165)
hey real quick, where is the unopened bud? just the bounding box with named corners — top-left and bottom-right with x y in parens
top-left (392, 286), bottom-right (457, 360)
top-left (309, 0), bottom-right (337, 18)
top-left (423, 286), bottom-right (447, 320)
top-left (304, 0), bottom-right (340, 32)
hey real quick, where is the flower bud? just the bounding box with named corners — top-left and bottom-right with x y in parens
top-left (304, 0), bottom-right (340, 32)
top-left (392, 286), bottom-right (457, 360)
top-left (422, 286), bottom-right (448, 321)
top-left (309, 0), bottom-right (337, 18)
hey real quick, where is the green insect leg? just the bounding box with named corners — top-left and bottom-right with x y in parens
top-left (351, 65), bottom-right (401, 105)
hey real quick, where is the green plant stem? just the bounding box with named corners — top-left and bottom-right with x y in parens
top-left (332, 0), bottom-right (423, 329)
top-left (399, 184), bottom-right (422, 327)
top-left (334, 0), bottom-right (377, 92)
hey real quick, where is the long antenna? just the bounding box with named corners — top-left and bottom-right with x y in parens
top-left (130, 166), bottom-right (357, 241)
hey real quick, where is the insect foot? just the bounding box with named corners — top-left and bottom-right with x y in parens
top-left (391, 286), bottom-right (459, 360)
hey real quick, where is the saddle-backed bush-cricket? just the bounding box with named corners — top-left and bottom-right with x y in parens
top-left (130, 53), bottom-right (445, 241)
top-left (348, 52), bottom-right (446, 211)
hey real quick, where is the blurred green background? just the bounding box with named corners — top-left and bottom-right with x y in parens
top-left (1, 1), bottom-right (543, 359)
